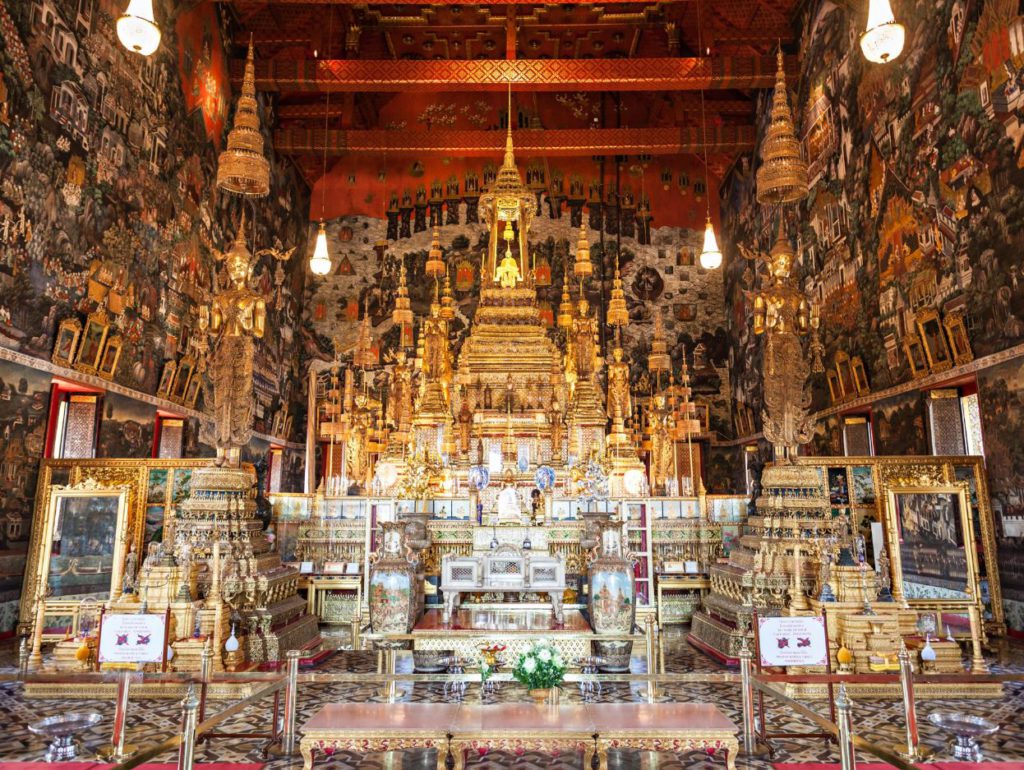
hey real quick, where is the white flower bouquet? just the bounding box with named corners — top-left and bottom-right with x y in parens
top-left (511, 640), bottom-right (566, 691)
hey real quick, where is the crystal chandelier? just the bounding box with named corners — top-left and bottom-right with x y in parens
top-left (756, 50), bottom-right (809, 205)
top-left (696, 1), bottom-right (723, 271)
top-left (860, 0), bottom-right (905, 63)
top-left (699, 218), bottom-right (723, 270)
top-left (309, 221), bottom-right (331, 276)
top-left (116, 0), bottom-right (161, 56)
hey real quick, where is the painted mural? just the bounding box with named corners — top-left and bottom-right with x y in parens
top-left (0, 0), bottom-right (308, 442)
top-left (97, 391), bottom-right (155, 458)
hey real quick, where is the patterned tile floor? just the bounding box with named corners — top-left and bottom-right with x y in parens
top-left (1, 628), bottom-right (1022, 770)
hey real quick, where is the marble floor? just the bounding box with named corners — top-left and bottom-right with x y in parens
top-left (1, 628), bottom-right (1022, 770)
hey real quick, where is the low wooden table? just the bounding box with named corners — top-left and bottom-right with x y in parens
top-left (589, 703), bottom-right (739, 770)
top-left (448, 704), bottom-right (596, 770)
top-left (299, 703), bottom-right (458, 770)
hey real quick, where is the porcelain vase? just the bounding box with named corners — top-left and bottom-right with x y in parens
top-left (588, 518), bottom-right (636, 672)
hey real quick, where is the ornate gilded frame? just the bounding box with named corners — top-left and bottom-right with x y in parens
top-left (943, 310), bottom-right (973, 366)
top-left (851, 356), bottom-right (869, 394)
top-left (795, 455), bottom-right (1004, 634)
top-left (156, 360), bottom-right (176, 398)
top-left (170, 355), bottom-right (195, 403)
top-left (21, 480), bottom-right (130, 636)
top-left (834, 351), bottom-right (855, 399)
top-left (904, 334), bottom-right (928, 378)
top-left (17, 458), bottom-right (218, 634)
top-left (826, 370), bottom-right (842, 403)
top-left (97, 334), bottom-right (122, 380)
top-left (74, 309), bottom-right (110, 374)
top-left (883, 483), bottom-right (979, 615)
top-left (915, 308), bottom-right (953, 373)
top-left (52, 317), bottom-right (81, 368)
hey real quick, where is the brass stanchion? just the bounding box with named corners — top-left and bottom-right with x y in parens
top-left (893, 642), bottom-right (932, 760)
top-left (177, 685), bottom-right (200, 770)
top-left (97, 669), bottom-right (138, 761)
top-left (835, 684), bottom-right (855, 770)
top-left (738, 642), bottom-right (768, 756)
top-left (968, 604), bottom-right (990, 673)
top-left (270, 650), bottom-right (300, 757)
top-left (644, 615), bottom-right (663, 703)
top-left (351, 617), bottom-right (361, 650)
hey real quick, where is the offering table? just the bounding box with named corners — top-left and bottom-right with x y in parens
top-left (448, 704), bottom-right (596, 770)
top-left (589, 703), bottom-right (739, 770)
top-left (299, 703), bottom-right (457, 770)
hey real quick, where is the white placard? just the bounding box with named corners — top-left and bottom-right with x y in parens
top-left (99, 613), bottom-right (167, 664)
top-left (757, 616), bottom-right (828, 667)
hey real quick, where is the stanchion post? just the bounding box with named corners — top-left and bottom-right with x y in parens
top-left (835, 684), bottom-right (855, 770)
top-left (894, 642), bottom-right (930, 760)
top-left (178, 685), bottom-right (199, 770)
top-left (644, 615), bottom-right (658, 703)
top-left (98, 668), bottom-right (137, 761)
top-left (282, 650), bottom-right (300, 755)
top-left (351, 617), bottom-right (361, 651)
top-left (739, 641), bottom-right (757, 755)
top-left (968, 604), bottom-right (989, 673)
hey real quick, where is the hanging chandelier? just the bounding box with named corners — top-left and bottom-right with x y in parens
top-left (699, 218), bottom-right (723, 270)
top-left (307, 13), bottom-right (334, 273)
top-left (756, 50), bottom-right (809, 205)
top-left (309, 221), bottom-right (331, 276)
top-left (860, 0), bottom-right (905, 63)
top-left (696, 0), bottom-right (723, 271)
top-left (116, 0), bottom-right (161, 56)
top-left (216, 40), bottom-right (270, 197)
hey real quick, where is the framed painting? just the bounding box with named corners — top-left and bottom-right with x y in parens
top-left (75, 311), bottom-right (109, 373)
top-left (827, 467), bottom-right (850, 506)
top-left (52, 318), bottom-right (81, 368)
top-left (826, 370), bottom-right (842, 403)
top-left (904, 335), bottom-right (928, 378)
top-left (835, 352), bottom-right (855, 399)
top-left (851, 356), bottom-right (870, 394)
top-left (170, 357), bottom-right (195, 402)
top-left (916, 309), bottom-right (952, 373)
top-left (885, 485), bottom-right (976, 604)
top-left (943, 310), bottom-right (973, 366)
top-left (184, 370), bottom-right (202, 407)
top-left (98, 335), bottom-right (122, 380)
top-left (851, 466), bottom-right (876, 505)
top-left (156, 361), bottom-right (176, 398)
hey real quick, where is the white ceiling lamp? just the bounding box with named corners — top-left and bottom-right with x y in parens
top-left (116, 0), bottom-right (161, 56)
top-left (309, 11), bottom-right (334, 275)
top-left (860, 0), bottom-right (905, 64)
top-left (696, 0), bottom-right (723, 271)
top-left (310, 220), bottom-right (332, 276)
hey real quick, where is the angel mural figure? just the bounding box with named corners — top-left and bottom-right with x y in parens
top-left (199, 211), bottom-right (292, 466)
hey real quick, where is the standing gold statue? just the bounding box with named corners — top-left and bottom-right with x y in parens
top-left (420, 299), bottom-right (453, 406)
top-left (606, 346), bottom-right (631, 432)
top-left (199, 212), bottom-right (290, 466)
top-left (386, 349), bottom-right (414, 441)
top-left (744, 234), bottom-right (819, 462)
top-left (571, 298), bottom-right (600, 381)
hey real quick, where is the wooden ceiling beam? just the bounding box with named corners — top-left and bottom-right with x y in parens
top-left (272, 125), bottom-right (756, 155)
top-left (234, 54), bottom-right (794, 92)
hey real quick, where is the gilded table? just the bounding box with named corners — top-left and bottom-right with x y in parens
top-left (588, 703), bottom-right (739, 770)
top-left (299, 703), bottom-right (458, 770)
top-left (448, 704), bottom-right (596, 770)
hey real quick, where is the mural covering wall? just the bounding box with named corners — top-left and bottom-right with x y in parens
top-left (722, 0), bottom-right (1024, 628)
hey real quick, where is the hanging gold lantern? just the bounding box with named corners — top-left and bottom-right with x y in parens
top-left (216, 40), bottom-right (270, 197)
top-left (392, 262), bottom-right (413, 326)
top-left (573, 223), bottom-right (592, 278)
top-left (425, 226), bottom-right (445, 279)
top-left (607, 258), bottom-right (629, 327)
top-left (755, 50), bottom-right (808, 205)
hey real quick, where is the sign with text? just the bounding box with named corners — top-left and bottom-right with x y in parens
top-left (98, 613), bottom-right (167, 664)
top-left (757, 615), bottom-right (828, 667)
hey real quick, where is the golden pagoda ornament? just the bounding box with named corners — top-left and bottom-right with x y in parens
top-left (425, 226), bottom-right (445, 279)
top-left (607, 256), bottom-right (629, 327)
top-left (574, 223), bottom-right (593, 279)
top-left (439, 269), bottom-right (456, 321)
top-left (216, 40), bottom-right (270, 197)
top-left (557, 279), bottom-right (574, 329)
top-left (647, 311), bottom-right (670, 375)
top-left (755, 50), bottom-right (808, 205)
top-left (392, 261), bottom-right (413, 326)
top-left (353, 299), bottom-right (376, 369)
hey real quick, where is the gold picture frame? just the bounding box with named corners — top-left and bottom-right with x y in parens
top-left (52, 318), bottom-right (82, 368)
top-left (904, 334), bottom-right (928, 378)
top-left (184, 369), bottom-right (202, 408)
top-left (156, 361), bottom-right (177, 398)
top-left (834, 352), bottom-right (855, 399)
top-left (883, 483), bottom-right (979, 616)
top-left (851, 356), bottom-right (869, 394)
top-left (75, 310), bottom-right (110, 373)
top-left (826, 370), bottom-right (842, 403)
top-left (97, 334), bottom-right (122, 380)
top-left (170, 356), bottom-right (195, 403)
top-left (915, 308), bottom-right (953, 373)
top-left (943, 310), bottom-right (973, 366)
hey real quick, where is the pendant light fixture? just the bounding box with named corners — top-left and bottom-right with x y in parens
top-left (860, 0), bottom-right (905, 63)
top-left (116, 0), bottom-right (161, 56)
top-left (696, 0), bottom-right (723, 271)
top-left (309, 11), bottom-right (334, 276)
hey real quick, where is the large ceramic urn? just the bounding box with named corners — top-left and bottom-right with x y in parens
top-left (368, 520), bottom-right (421, 647)
top-left (588, 518), bottom-right (636, 672)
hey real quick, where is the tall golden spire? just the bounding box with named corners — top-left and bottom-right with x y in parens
top-left (756, 50), bottom-right (808, 205)
top-left (557, 277), bottom-right (574, 329)
top-left (392, 261), bottom-right (413, 326)
top-left (217, 39), bottom-right (270, 197)
top-left (648, 311), bottom-right (670, 374)
top-left (573, 223), bottom-right (592, 278)
top-left (607, 256), bottom-right (629, 327)
top-left (440, 268), bottom-right (456, 321)
top-left (425, 226), bottom-right (445, 278)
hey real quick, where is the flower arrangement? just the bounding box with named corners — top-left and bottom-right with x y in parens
top-left (511, 641), bottom-right (566, 692)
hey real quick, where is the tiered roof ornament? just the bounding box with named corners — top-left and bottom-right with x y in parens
top-left (217, 40), bottom-right (270, 197)
top-left (755, 50), bottom-right (808, 205)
